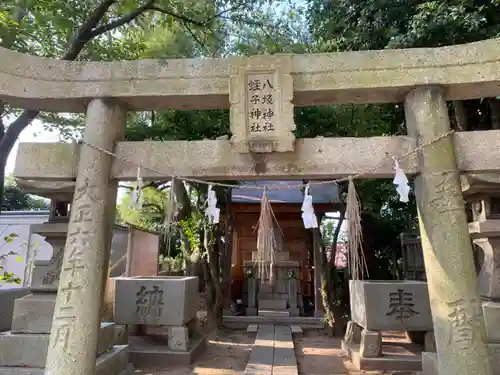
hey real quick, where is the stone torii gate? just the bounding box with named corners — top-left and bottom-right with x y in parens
top-left (5, 39), bottom-right (500, 375)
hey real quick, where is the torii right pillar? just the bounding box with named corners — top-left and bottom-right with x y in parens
top-left (404, 87), bottom-right (493, 375)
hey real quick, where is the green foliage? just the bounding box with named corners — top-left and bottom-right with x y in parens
top-left (118, 185), bottom-right (169, 231)
top-left (0, 233), bottom-right (22, 286)
top-left (2, 176), bottom-right (48, 211)
top-left (308, 0), bottom-right (500, 52)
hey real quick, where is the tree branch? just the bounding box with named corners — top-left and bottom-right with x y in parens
top-left (0, 110), bottom-right (38, 162)
top-left (90, 0), bottom-right (156, 39)
top-left (183, 22), bottom-right (211, 55)
top-left (149, 5), bottom-right (206, 27)
top-left (62, 0), bottom-right (116, 60)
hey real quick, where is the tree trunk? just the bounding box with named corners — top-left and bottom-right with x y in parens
top-left (0, 0), bottom-right (152, 214)
top-left (204, 226), bottom-right (224, 328)
top-left (221, 189), bottom-right (234, 312)
top-left (318, 184), bottom-right (347, 335)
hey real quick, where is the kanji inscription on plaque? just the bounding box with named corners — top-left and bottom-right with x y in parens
top-left (229, 56), bottom-right (295, 153)
top-left (247, 74), bottom-right (276, 134)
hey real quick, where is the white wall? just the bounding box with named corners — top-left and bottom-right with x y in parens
top-left (0, 212), bottom-right (53, 289)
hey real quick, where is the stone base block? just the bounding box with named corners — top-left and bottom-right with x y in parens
top-left (484, 301), bottom-right (500, 342)
top-left (10, 293), bottom-right (56, 334)
top-left (259, 299), bottom-right (287, 310)
top-left (421, 352), bottom-right (437, 375)
top-left (490, 343), bottom-right (500, 375)
top-left (115, 325), bottom-right (129, 345)
top-left (247, 324), bottom-right (259, 333)
top-left (223, 316), bottom-right (325, 330)
top-left (341, 340), bottom-right (422, 372)
top-left (0, 322), bottom-right (116, 367)
top-left (258, 310), bottom-right (290, 317)
top-left (0, 288), bottom-right (31, 332)
top-left (129, 335), bottom-right (207, 367)
top-left (144, 319), bottom-right (200, 352)
top-left (288, 308), bottom-right (300, 317)
top-left (290, 325), bottom-right (303, 337)
top-left (0, 345), bottom-right (129, 375)
top-left (246, 307), bottom-right (257, 316)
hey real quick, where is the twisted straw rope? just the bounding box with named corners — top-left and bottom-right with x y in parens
top-left (79, 129), bottom-right (454, 190)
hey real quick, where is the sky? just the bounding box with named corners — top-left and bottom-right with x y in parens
top-left (6, 119), bottom-right (61, 175)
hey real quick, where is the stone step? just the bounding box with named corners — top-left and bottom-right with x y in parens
top-left (290, 325), bottom-right (303, 337)
top-left (247, 324), bottom-right (259, 333)
top-left (258, 310), bottom-right (290, 318)
top-left (273, 325), bottom-right (299, 375)
top-left (258, 293), bottom-right (289, 300)
top-left (259, 299), bottom-right (287, 310)
top-left (0, 322), bottom-right (117, 367)
top-left (244, 324), bottom-right (274, 375)
top-left (0, 345), bottom-right (129, 375)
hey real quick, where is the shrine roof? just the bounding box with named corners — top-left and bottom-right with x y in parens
top-left (231, 180), bottom-right (340, 204)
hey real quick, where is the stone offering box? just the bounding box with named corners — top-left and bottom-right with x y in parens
top-left (114, 276), bottom-right (199, 326)
top-left (350, 280), bottom-right (433, 331)
top-left (343, 280), bottom-right (434, 373)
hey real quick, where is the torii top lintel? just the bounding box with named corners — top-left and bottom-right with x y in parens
top-left (1, 38), bottom-right (500, 113)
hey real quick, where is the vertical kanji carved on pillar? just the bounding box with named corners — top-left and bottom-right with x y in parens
top-left (44, 99), bottom-right (126, 375)
top-left (405, 87), bottom-right (492, 375)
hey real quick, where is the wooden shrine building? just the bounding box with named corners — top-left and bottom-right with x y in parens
top-left (229, 180), bottom-right (340, 316)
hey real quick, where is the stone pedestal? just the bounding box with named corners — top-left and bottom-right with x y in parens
top-left (113, 276), bottom-right (206, 366)
top-left (0, 237), bottom-right (132, 374)
top-left (343, 280), bottom-right (434, 372)
top-left (244, 251), bottom-right (301, 318)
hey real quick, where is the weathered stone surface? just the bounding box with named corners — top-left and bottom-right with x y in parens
top-left (272, 326), bottom-right (298, 375)
top-left (0, 288), bottom-right (30, 332)
top-left (405, 87), bottom-right (492, 375)
top-left (343, 321), bottom-right (362, 346)
top-left (229, 55), bottom-right (295, 153)
top-left (474, 237), bottom-right (500, 299)
top-left (14, 129), bottom-right (500, 184)
top-left (350, 280), bottom-right (433, 331)
top-left (0, 345), bottom-right (128, 375)
top-left (44, 99), bottom-right (126, 375)
top-left (259, 299), bottom-right (286, 310)
top-left (114, 276), bottom-right (199, 326)
top-left (421, 352), bottom-right (438, 375)
top-left (11, 293), bottom-right (56, 334)
top-left (28, 223), bottom-right (67, 292)
top-left (359, 330), bottom-right (382, 358)
top-left (244, 324), bottom-right (274, 375)
top-left (0, 323), bottom-right (116, 367)
top-left (483, 302), bottom-right (500, 343)
top-left (290, 325), bottom-right (303, 336)
top-left (258, 310), bottom-right (290, 317)
top-left (247, 324), bottom-right (259, 333)
top-left (4, 39), bottom-right (500, 112)
top-left (128, 335), bottom-right (207, 367)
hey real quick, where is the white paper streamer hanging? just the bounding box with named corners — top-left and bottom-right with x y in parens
top-left (301, 185), bottom-right (318, 228)
top-left (392, 158), bottom-right (410, 203)
top-left (131, 167), bottom-right (144, 209)
top-left (206, 185), bottom-right (220, 224)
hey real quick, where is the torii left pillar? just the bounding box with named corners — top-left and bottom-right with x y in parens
top-left (44, 99), bottom-right (126, 375)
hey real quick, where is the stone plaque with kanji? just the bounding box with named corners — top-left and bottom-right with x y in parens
top-left (229, 56), bottom-right (295, 153)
